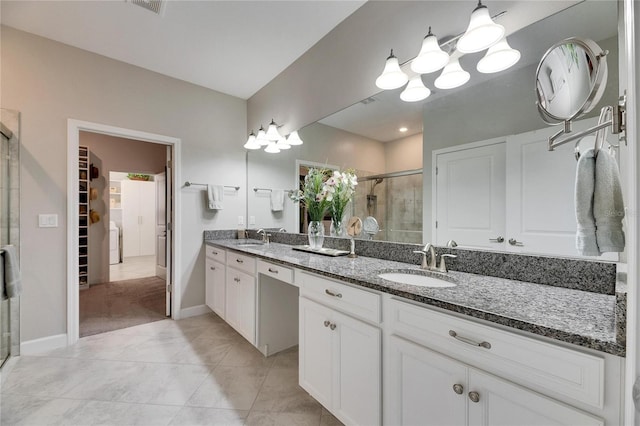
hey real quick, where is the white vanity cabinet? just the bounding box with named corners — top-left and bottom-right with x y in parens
top-left (205, 246), bottom-right (226, 318)
top-left (298, 271), bottom-right (382, 426)
top-left (384, 297), bottom-right (619, 426)
top-left (225, 252), bottom-right (257, 344)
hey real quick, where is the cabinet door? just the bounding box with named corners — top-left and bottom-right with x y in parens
top-left (467, 368), bottom-right (604, 426)
top-left (205, 258), bottom-right (225, 318)
top-left (225, 267), bottom-right (255, 344)
top-left (434, 142), bottom-right (506, 250)
top-left (386, 336), bottom-right (466, 426)
top-left (333, 308), bottom-right (382, 426)
top-left (299, 297), bottom-right (334, 409)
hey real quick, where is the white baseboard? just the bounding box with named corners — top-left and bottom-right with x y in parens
top-left (180, 304), bottom-right (211, 319)
top-left (20, 333), bottom-right (68, 355)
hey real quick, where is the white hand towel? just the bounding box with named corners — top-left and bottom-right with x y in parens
top-left (207, 185), bottom-right (224, 210)
top-left (575, 148), bottom-right (600, 256)
top-left (270, 189), bottom-right (285, 212)
top-left (594, 149), bottom-right (625, 252)
top-left (1, 245), bottom-right (21, 300)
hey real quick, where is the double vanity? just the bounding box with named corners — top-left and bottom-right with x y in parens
top-left (204, 232), bottom-right (625, 425)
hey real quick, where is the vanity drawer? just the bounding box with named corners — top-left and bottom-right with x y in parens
top-left (257, 259), bottom-right (294, 285)
top-left (387, 298), bottom-right (605, 409)
top-left (227, 251), bottom-right (256, 275)
top-left (299, 271), bottom-right (381, 324)
top-left (206, 245), bottom-right (226, 263)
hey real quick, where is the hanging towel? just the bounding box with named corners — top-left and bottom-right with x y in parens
top-left (594, 149), bottom-right (625, 252)
top-left (270, 190), bottom-right (285, 212)
top-left (207, 185), bottom-right (224, 210)
top-left (1, 245), bottom-right (21, 300)
top-left (575, 148), bottom-right (600, 256)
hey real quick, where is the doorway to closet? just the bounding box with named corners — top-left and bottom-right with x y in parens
top-left (77, 131), bottom-right (172, 338)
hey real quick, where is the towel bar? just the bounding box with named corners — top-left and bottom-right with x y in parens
top-left (184, 181), bottom-right (239, 190)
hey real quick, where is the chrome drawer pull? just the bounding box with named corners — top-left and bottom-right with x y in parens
top-left (449, 330), bottom-right (491, 349)
top-left (236, 259), bottom-right (244, 264)
top-left (234, 277), bottom-right (240, 283)
top-left (211, 251), bottom-right (218, 255)
top-left (209, 266), bottom-right (215, 271)
top-left (489, 236), bottom-right (504, 243)
top-left (268, 268), bottom-right (278, 274)
top-left (508, 238), bottom-right (524, 246)
top-left (325, 289), bottom-right (342, 298)
top-left (453, 384), bottom-right (464, 395)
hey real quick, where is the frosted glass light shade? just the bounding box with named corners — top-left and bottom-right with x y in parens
top-left (457, 3), bottom-right (505, 53)
top-left (243, 131), bottom-right (261, 150)
top-left (400, 77), bottom-right (431, 102)
top-left (264, 141), bottom-right (280, 154)
top-left (286, 130), bottom-right (304, 146)
top-left (375, 50), bottom-right (408, 90)
top-left (434, 58), bottom-right (470, 89)
top-left (256, 126), bottom-right (269, 146)
top-left (265, 119), bottom-right (281, 141)
top-left (411, 29), bottom-right (449, 74)
top-left (476, 37), bottom-right (520, 73)
top-left (276, 136), bottom-right (291, 150)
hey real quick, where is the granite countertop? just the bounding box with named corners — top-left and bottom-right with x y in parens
top-left (205, 239), bottom-right (625, 357)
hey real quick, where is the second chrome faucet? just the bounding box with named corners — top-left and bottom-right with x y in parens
top-left (413, 243), bottom-right (456, 273)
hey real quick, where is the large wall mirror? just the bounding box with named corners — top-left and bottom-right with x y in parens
top-left (247, 0), bottom-right (621, 259)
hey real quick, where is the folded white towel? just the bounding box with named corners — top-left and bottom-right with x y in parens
top-left (207, 185), bottom-right (224, 210)
top-left (270, 190), bottom-right (284, 212)
top-left (575, 148), bottom-right (600, 256)
top-left (594, 149), bottom-right (625, 252)
top-left (1, 245), bottom-right (21, 300)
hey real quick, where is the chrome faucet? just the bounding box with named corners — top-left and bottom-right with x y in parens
top-left (257, 229), bottom-right (270, 244)
top-left (413, 243), bottom-right (437, 270)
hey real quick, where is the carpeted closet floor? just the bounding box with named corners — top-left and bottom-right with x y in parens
top-left (80, 276), bottom-right (167, 337)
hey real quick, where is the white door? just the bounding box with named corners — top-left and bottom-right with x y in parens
top-left (138, 181), bottom-right (156, 256)
top-left (121, 179), bottom-right (139, 258)
top-left (467, 368), bottom-right (604, 426)
top-left (386, 336), bottom-right (466, 426)
top-left (435, 141), bottom-right (506, 249)
top-left (155, 171), bottom-right (167, 279)
top-left (505, 117), bottom-right (616, 259)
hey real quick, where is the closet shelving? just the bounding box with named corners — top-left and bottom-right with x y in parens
top-left (78, 145), bottom-right (89, 289)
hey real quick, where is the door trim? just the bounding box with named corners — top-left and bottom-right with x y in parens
top-left (66, 119), bottom-right (182, 345)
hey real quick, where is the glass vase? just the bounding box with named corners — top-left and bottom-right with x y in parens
top-left (307, 220), bottom-right (325, 249)
top-left (330, 218), bottom-right (345, 237)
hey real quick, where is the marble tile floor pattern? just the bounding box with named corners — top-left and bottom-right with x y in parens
top-left (110, 255), bottom-right (157, 282)
top-left (1, 313), bottom-right (343, 426)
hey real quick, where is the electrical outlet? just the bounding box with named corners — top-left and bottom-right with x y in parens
top-left (38, 214), bottom-right (58, 228)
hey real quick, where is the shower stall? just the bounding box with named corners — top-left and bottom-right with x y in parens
top-left (353, 169), bottom-right (423, 244)
top-left (0, 109), bottom-right (21, 366)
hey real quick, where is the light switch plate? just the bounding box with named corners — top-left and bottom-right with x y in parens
top-left (237, 216), bottom-right (244, 226)
top-left (249, 216), bottom-right (256, 226)
top-left (38, 214), bottom-right (58, 228)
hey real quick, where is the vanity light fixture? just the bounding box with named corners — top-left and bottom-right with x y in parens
top-left (264, 141), bottom-right (281, 154)
top-left (256, 125), bottom-right (269, 146)
top-left (476, 37), bottom-right (521, 73)
top-left (434, 57), bottom-right (470, 90)
top-left (276, 135), bottom-right (291, 150)
top-left (375, 49), bottom-right (409, 90)
top-left (286, 130), bottom-right (304, 146)
top-left (457, 1), bottom-right (505, 53)
top-left (265, 119), bottom-right (282, 141)
top-left (400, 76), bottom-right (431, 102)
top-left (410, 27), bottom-right (449, 74)
top-left (243, 130), bottom-right (261, 150)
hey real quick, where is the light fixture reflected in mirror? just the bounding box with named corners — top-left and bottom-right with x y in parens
top-left (375, 49), bottom-right (409, 90)
top-left (264, 141), bottom-right (280, 154)
top-left (434, 58), bottom-right (470, 89)
top-left (256, 125), bottom-right (269, 146)
top-left (243, 131), bottom-right (261, 150)
top-left (457, 1), bottom-right (505, 53)
top-left (411, 27), bottom-right (449, 74)
top-left (276, 135), bottom-right (291, 150)
top-left (286, 130), bottom-right (304, 146)
top-left (265, 119), bottom-right (282, 141)
top-left (476, 37), bottom-right (521, 73)
top-left (400, 76), bottom-right (431, 102)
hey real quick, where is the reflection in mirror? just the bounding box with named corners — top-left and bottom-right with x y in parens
top-left (536, 38), bottom-right (608, 124)
top-left (246, 1), bottom-right (620, 259)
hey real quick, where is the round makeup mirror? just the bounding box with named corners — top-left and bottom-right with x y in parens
top-left (535, 38), bottom-right (608, 124)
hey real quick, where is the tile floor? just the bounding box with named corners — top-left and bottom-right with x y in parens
top-left (110, 256), bottom-right (157, 282)
top-left (1, 313), bottom-right (342, 426)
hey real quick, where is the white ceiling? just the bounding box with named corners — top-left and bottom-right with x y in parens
top-left (0, 0), bottom-right (366, 99)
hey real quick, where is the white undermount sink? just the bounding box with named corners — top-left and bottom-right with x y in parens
top-left (378, 272), bottom-right (456, 288)
top-left (236, 241), bottom-right (265, 247)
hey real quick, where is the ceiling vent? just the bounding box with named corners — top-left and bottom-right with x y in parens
top-left (128, 0), bottom-right (164, 15)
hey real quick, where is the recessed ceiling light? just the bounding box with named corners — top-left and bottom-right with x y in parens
top-left (399, 127), bottom-right (408, 133)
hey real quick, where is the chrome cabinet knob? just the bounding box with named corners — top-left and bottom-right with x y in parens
top-left (489, 236), bottom-right (504, 243)
top-left (329, 323), bottom-right (337, 330)
top-left (508, 238), bottom-right (524, 246)
top-left (468, 391), bottom-right (480, 403)
top-left (323, 320), bottom-right (330, 327)
top-left (453, 384), bottom-right (464, 395)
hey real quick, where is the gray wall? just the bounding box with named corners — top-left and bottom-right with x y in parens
top-left (1, 26), bottom-right (246, 342)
